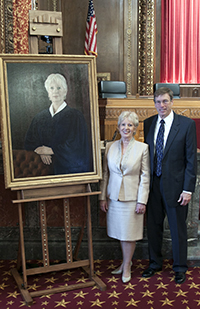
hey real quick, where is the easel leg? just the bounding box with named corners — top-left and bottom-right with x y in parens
top-left (39, 201), bottom-right (50, 267)
top-left (18, 201), bottom-right (27, 288)
top-left (63, 198), bottom-right (73, 263)
top-left (11, 193), bottom-right (33, 305)
top-left (86, 195), bottom-right (94, 278)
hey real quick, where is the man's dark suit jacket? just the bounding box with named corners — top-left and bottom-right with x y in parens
top-left (144, 111), bottom-right (197, 208)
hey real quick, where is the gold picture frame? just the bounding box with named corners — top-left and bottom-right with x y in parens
top-left (0, 54), bottom-right (101, 189)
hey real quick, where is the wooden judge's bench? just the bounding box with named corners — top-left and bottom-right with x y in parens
top-left (99, 97), bottom-right (200, 146)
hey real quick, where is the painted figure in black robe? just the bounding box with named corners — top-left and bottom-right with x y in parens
top-left (24, 73), bottom-right (91, 175)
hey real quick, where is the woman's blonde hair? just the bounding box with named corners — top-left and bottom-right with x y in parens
top-left (44, 73), bottom-right (68, 97)
top-left (118, 111), bottom-right (139, 136)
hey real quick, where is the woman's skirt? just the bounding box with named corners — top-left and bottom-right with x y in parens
top-left (107, 199), bottom-right (144, 241)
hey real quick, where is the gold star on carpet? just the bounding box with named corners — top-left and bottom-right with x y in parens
top-left (2, 277), bottom-right (9, 281)
top-left (137, 277), bottom-right (150, 282)
top-left (90, 298), bottom-right (105, 307)
top-left (33, 278), bottom-right (40, 282)
top-left (188, 276), bottom-right (193, 280)
top-left (77, 301), bottom-right (84, 305)
top-left (0, 282), bottom-right (9, 290)
top-left (196, 291), bottom-right (200, 295)
top-left (125, 298), bottom-right (140, 306)
top-left (19, 301), bottom-right (26, 307)
top-left (141, 290), bottom-right (155, 298)
top-left (107, 264), bottom-right (117, 270)
top-left (157, 276), bottom-right (163, 280)
top-left (164, 263), bottom-right (172, 269)
top-left (160, 297), bottom-right (175, 306)
top-left (112, 300), bottom-right (119, 305)
top-left (194, 299), bottom-right (200, 305)
top-left (188, 282), bottom-right (200, 289)
top-left (95, 292), bottom-right (101, 297)
top-left (95, 259), bottom-right (102, 264)
top-left (40, 294), bottom-right (53, 299)
top-left (162, 291), bottom-right (168, 296)
top-left (55, 299), bottom-right (70, 307)
top-left (45, 277), bottom-right (58, 284)
top-left (76, 276), bottom-right (88, 283)
top-left (155, 282), bottom-right (169, 289)
top-left (181, 299), bottom-right (189, 304)
top-left (42, 301), bottom-right (49, 305)
top-left (174, 289), bottom-right (188, 297)
top-left (143, 284), bottom-right (149, 288)
top-left (147, 300), bottom-right (154, 305)
top-left (2, 271), bottom-right (11, 276)
top-left (61, 293), bottom-right (67, 297)
top-left (107, 290), bottom-right (122, 298)
top-left (28, 284), bottom-right (40, 291)
top-left (7, 291), bottom-right (20, 298)
top-left (96, 265), bottom-right (101, 269)
top-left (62, 270), bottom-right (74, 276)
top-left (64, 278), bottom-right (70, 282)
top-left (107, 276), bottom-right (120, 283)
top-left (92, 285), bottom-right (98, 290)
top-left (124, 283), bottom-right (136, 290)
top-left (74, 291), bottom-right (89, 298)
top-left (7, 300), bottom-right (14, 305)
top-left (186, 270), bottom-right (192, 275)
top-left (47, 285), bottom-right (53, 289)
top-left (128, 292), bottom-right (135, 296)
top-left (136, 263), bottom-right (146, 269)
top-left (95, 270), bottom-right (104, 276)
top-left (111, 285), bottom-right (117, 289)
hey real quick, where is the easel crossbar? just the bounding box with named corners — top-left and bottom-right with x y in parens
top-left (26, 260), bottom-right (90, 276)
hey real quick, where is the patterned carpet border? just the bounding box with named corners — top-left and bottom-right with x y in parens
top-left (0, 259), bottom-right (200, 308)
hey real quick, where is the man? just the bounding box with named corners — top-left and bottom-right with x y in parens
top-left (142, 87), bottom-right (197, 284)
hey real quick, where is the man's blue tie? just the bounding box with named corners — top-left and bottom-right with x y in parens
top-left (155, 119), bottom-right (165, 176)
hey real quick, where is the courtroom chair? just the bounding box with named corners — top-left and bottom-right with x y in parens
top-left (98, 81), bottom-right (127, 98)
top-left (154, 83), bottom-right (180, 99)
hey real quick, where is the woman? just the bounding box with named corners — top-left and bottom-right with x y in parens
top-left (24, 73), bottom-right (91, 175)
top-left (99, 111), bottom-right (150, 283)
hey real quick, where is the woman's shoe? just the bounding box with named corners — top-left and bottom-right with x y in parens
top-left (111, 261), bottom-right (132, 275)
top-left (122, 272), bottom-right (131, 283)
top-left (111, 266), bottom-right (123, 275)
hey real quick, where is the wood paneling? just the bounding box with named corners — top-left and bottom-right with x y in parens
top-left (62, 0), bottom-right (124, 82)
top-left (99, 97), bottom-right (200, 141)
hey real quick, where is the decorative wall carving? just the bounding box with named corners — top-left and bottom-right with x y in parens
top-left (126, 0), bottom-right (133, 95)
top-left (138, 0), bottom-right (155, 95)
top-left (0, 0), bottom-right (13, 53)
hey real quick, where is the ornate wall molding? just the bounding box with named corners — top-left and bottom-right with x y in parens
top-left (138, 0), bottom-right (155, 95)
top-left (0, 0), bottom-right (14, 54)
top-left (5, 0), bottom-right (13, 53)
top-left (126, 0), bottom-right (133, 95)
top-left (0, 0), bottom-right (5, 53)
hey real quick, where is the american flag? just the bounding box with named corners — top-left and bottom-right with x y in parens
top-left (84, 0), bottom-right (98, 56)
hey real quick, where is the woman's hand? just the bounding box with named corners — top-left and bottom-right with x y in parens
top-left (135, 203), bottom-right (146, 214)
top-left (100, 200), bottom-right (108, 213)
top-left (40, 154), bottom-right (52, 165)
top-left (34, 146), bottom-right (54, 165)
top-left (34, 146), bottom-right (54, 155)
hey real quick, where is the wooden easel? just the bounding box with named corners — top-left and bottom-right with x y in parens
top-left (10, 10), bottom-right (106, 306)
top-left (11, 184), bottom-right (106, 305)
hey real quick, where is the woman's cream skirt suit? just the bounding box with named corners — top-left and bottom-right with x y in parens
top-left (99, 138), bottom-right (150, 241)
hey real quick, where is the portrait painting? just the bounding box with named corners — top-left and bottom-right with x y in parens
top-left (0, 54), bottom-right (101, 189)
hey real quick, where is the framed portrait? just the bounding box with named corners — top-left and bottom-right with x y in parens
top-left (0, 54), bottom-right (102, 189)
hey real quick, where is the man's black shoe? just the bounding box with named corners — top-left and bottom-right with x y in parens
top-left (142, 267), bottom-right (162, 278)
top-left (175, 272), bottom-right (186, 284)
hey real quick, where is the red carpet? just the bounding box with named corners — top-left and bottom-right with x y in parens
top-left (0, 259), bottom-right (200, 308)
